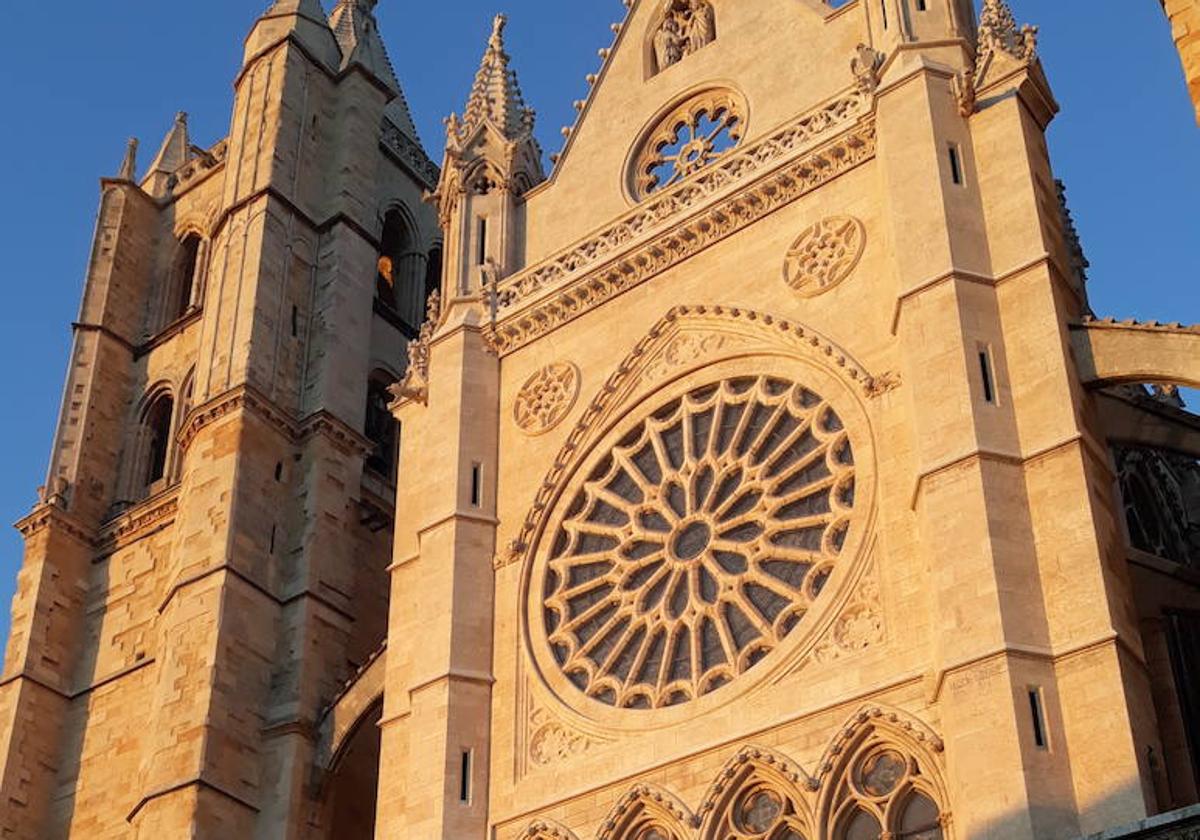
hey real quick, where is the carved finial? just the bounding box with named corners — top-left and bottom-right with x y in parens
top-left (490, 13), bottom-right (507, 51)
top-left (117, 138), bottom-right (139, 181)
top-left (977, 0), bottom-right (1038, 65)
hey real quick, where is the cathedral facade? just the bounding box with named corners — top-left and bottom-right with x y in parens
top-left (1, 1), bottom-right (1199, 838)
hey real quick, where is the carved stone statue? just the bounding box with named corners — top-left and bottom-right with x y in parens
top-left (685, 0), bottom-right (715, 55)
top-left (654, 14), bottom-right (685, 71)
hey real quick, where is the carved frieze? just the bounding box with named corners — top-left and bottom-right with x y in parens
top-left (783, 216), bottom-right (866, 298)
top-left (528, 707), bottom-right (592, 767)
top-left (488, 121), bottom-right (876, 356)
top-left (513, 362), bottom-right (582, 436)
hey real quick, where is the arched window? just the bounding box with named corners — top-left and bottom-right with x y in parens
top-left (364, 371), bottom-right (398, 479)
top-left (142, 393), bottom-right (174, 489)
top-left (376, 209), bottom-right (426, 334)
top-left (165, 234), bottom-right (203, 326)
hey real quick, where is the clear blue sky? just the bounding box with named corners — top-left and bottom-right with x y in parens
top-left (0, 2), bottom-right (1195, 642)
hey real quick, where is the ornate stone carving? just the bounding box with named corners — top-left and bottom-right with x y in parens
top-left (540, 375), bottom-right (857, 709)
top-left (641, 332), bottom-right (741, 384)
top-left (514, 362), bottom-right (582, 436)
top-left (515, 818), bottom-right (582, 840)
top-left (783, 216), bottom-right (866, 298)
top-left (812, 560), bottom-right (883, 664)
top-left (487, 121), bottom-right (876, 356)
top-left (653, 0), bottom-right (716, 74)
top-left (528, 708), bottom-right (591, 766)
top-left (491, 91), bottom-right (868, 319)
top-left (971, 0), bottom-right (1038, 95)
top-left (850, 44), bottom-right (885, 95)
top-left (389, 291), bottom-right (440, 409)
top-left (596, 784), bottom-right (698, 840)
top-left (502, 305), bottom-right (882, 575)
top-left (631, 88), bottom-right (745, 199)
top-left (380, 118), bottom-right (440, 188)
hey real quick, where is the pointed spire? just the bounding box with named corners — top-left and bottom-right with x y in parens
top-left (117, 138), bottom-right (139, 182)
top-left (146, 113), bottom-right (189, 178)
top-left (329, 0), bottom-right (399, 91)
top-left (453, 14), bottom-right (536, 144)
top-left (245, 0), bottom-right (341, 71)
top-left (140, 112), bottom-right (190, 197)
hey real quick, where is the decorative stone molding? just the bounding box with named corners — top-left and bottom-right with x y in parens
top-left (596, 783), bottom-right (699, 840)
top-left (696, 744), bottom-right (817, 823)
top-left (864, 371), bottom-right (901, 398)
top-left (513, 362), bottom-right (582, 436)
top-left (640, 331), bottom-right (746, 385)
top-left (99, 491), bottom-right (181, 549)
top-left (630, 88), bottom-right (745, 199)
top-left (15, 503), bottom-right (95, 546)
top-left (176, 385), bottom-right (373, 460)
top-left (814, 705), bottom-right (945, 787)
top-left (389, 291), bottom-right (441, 410)
top-left (514, 818), bottom-right (582, 840)
top-left (501, 304), bottom-right (884, 572)
top-left (491, 89), bottom-right (870, 320)
top-left (812, 559), bottom-right (884, 664)
top-left (783, 215), bottom-right (866, 298)
top-left (488, 122), bottom-right (875, 356)
top-left (528, 707), bottom-right (593, 767)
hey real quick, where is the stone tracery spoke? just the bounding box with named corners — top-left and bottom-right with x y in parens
top-left (541, 375), bottom-right (856, 709)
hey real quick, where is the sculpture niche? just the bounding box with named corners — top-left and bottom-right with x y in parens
top-left (653, 0), bottom-right (716, 73)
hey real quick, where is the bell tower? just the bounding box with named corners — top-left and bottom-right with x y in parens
top-left (0, 1), bottom-right (439, 837)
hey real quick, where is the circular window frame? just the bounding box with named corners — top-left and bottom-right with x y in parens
top-left (521, 353), bottom-right (877, 731)
top-left (622, 83), bottom-right (750, 204)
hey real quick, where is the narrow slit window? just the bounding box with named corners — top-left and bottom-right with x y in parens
top-left (978, 348), bottom-right (996, 404)
top-left (881, 0), bottom-right (889, 29)
top-left (1028, 687), bottom-right (1048, 749)
top-left (916, 0), bottom-right (927, 10)
top-left (459, 750), bottom-right (472, 803)
top-left (477, 218), bottom-right (488, 266)
top-left (470, 463), bottom-right (483, 507)
top-left (948, 143), bottom-right (964, 186)
top-left (291, 305), bottom-right (298, 337)
top-left (274, 462), bottom-right (283, 482)
top-left (269, 524), bottom-right (277, 555)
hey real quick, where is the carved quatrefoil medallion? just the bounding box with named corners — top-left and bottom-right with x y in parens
top-left (515, 363), bottom-right (582, 436)
top-left (540, 375), bottom-right (856, 710)
top-left (783, 216), bottom-right (866, 298)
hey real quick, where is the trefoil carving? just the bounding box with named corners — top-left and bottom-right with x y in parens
top-left (850, 44), bottom-right (885, 96)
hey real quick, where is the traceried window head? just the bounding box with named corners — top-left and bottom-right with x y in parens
top-left (141, 392), bottom-right (174, 490)
top-left (831, 747), bottom-right (945, 840)
top-left (630, 89), bottom-right (745, 200)
top-left (540, 375), bottom-right (855, 710)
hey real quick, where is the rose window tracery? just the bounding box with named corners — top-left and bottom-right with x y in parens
top-left (541, 375), bottom-right (856, 710)
top-left (632, 90), bottom-right (745, 199)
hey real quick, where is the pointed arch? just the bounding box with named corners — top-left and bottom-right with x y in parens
top-left (814, 706), bottom-right (950, 840)
top-left (696, 745), bottom-right (815, 840)
top-left (596, 783), bottom-right (696, 840)
top-left (514, 818), bottom-right (582, 840)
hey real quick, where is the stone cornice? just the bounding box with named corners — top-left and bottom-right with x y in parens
top-left (177, 385), bottom-right (374, 458)
top-left (14, 503), bottom-right (94, 546)
top-left (487, 105), bottom-right (876, 356)
top-left (98, 490), bottom-right (180, 550)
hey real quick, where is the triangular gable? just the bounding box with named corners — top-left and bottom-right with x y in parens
top-left (522, 0), bottom-right (865, 262)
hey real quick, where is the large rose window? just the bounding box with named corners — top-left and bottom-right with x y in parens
top-left (540, 375), bottom-right (856, 710)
